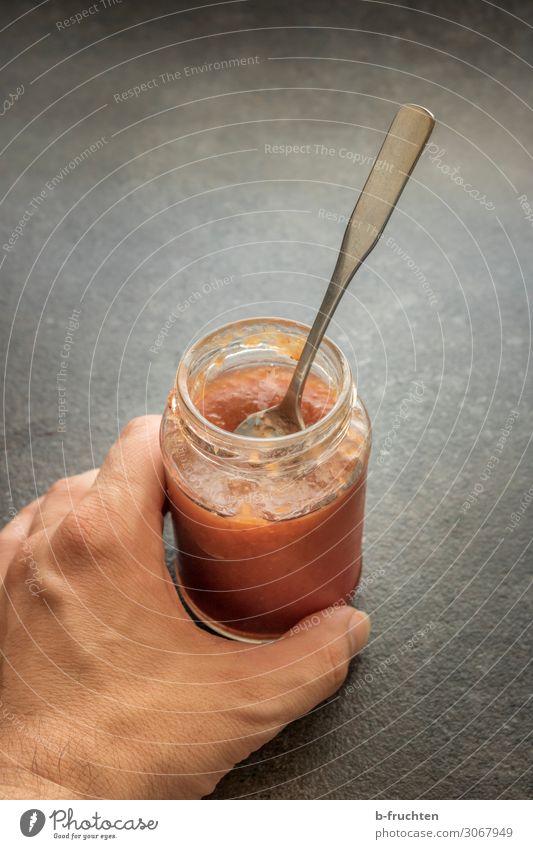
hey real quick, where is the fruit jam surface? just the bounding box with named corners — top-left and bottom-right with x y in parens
top-left (167, 363), bottom-right (368, 641)
top-left (193, 364), bottom-right (336, 432)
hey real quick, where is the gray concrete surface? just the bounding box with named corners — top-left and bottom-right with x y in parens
top-left (0, 0), bottom-right (531, 799)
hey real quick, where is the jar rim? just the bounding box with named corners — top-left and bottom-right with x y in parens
top-left (175, 316), bottom-right (354, 449)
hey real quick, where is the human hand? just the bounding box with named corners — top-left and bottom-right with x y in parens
top-left (0, 416), bottom-right (370, 799)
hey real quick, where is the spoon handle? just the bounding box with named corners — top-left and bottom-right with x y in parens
top-left (286, 103), bottom-right (435, 409)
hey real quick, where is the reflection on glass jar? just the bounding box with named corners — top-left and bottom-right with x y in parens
top-left (160, 317), bottom-right (371, 643)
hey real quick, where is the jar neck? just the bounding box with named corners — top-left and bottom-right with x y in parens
top-left (172, 317), bottom-right (355, 472)
top-left (172, 381), bottom-right (354, 471)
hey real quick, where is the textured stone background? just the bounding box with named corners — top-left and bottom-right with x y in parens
top-left (0, 0), bottom-right (531, 799)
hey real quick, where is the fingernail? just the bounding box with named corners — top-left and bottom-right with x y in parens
top-left (347, 609), bottom-right (371, 655)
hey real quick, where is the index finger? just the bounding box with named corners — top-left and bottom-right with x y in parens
top-left (50, 414), bottom-right (188, 620)
top-left (86, 415), bottom-right (166, 537)
top-left (52, 416), bottom-right (168, 586)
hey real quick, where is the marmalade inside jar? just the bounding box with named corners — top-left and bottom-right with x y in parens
top-left (162, 348), bottom-right (370, 643)
top-left (193, 364), bottom-right (336, 432)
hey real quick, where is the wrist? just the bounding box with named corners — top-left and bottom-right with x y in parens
top-left (0, 722), bottom-right (167, 800)
top-left (0, 760), bottom-right (86, 799)
top-left (0, 720), bottom-right (92, 799)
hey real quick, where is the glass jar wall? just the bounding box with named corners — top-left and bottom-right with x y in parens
top-left (160, 318), bottom-right (371, 642)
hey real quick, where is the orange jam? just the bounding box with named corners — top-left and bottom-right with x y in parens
top-left (194, 364), bottom-right (336, 431)
top-left (160, 318), bottom-right (371, 642)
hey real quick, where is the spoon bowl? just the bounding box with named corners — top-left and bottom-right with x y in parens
top-left (233, 400), bottom-right (305, 438)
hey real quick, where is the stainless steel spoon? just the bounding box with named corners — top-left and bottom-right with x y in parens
top-left (235, 103), bottom-right (435, 438)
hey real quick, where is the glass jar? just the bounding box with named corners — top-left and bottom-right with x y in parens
top-left (160, 317), bottom-right (371, 643)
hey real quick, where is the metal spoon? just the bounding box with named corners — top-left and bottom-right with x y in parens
top-left (235, 103), bottom-right (435, 438)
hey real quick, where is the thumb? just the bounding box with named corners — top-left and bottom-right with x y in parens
top-left (254, 605), bottom-right (371, 723)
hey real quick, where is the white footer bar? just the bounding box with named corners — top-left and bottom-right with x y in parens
top-left (3, 798), bottom-right (531, 848)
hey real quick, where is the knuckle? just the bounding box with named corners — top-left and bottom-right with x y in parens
top-left (121, 416), bottom-right (151, 443)
top-left (3, 532), bottom-right (50, 598)
top-left (53, 500), bottom-right (126, 568)
top-left (3, 549), bottom-right (29, 585)
top-left (53, 506), bottom-right (101, 557)
top-left (0, 524), bottom-right (20, 554)
top-left (47, 477), bottom-right (72, 498)
top-left (18, 499), bottom-right (39, 519)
